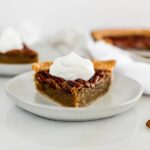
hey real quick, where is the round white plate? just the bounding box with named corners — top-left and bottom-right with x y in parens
top-left (5, 72), bottom-right (143, 121)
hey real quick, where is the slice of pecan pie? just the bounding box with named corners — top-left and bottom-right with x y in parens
top-left (0, 44), bottom-right (38, 64)
top-left (32, 59), bottom-right (116, 107)
top-left (91, 29), bottom-right (150, 50)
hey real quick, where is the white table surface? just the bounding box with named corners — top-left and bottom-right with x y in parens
top-left (0, 76), bottom-right (150, 150)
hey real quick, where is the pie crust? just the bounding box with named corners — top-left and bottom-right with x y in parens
top-left (91, 29), bottom-right (150, 40)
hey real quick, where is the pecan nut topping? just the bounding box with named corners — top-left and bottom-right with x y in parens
top-left (35, 70), bottom-right (111, 93)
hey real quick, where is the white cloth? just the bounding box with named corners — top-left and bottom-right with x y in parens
top-left (49, 29), bottom-right (150, 95)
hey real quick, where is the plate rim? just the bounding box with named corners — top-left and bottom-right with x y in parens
top-left (5, 71), bottom-right (143, 112)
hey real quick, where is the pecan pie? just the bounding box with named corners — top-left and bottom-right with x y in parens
top-left (0, 44), bottom-right (38, 64)
top-left (32, 60), bottom-right (116, 107)
top-left (91, 29), bottom-right (150, 50)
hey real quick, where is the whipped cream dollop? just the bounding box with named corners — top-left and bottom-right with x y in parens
top-left (50, 52), bottom-right (95, 80)
top-left (0, 28), bottom-right (23, 52)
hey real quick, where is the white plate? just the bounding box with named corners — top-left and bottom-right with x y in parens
top-left (5, 72), bottom-right (143, 121)
top-left (0, 63), bottom-right (32, 76)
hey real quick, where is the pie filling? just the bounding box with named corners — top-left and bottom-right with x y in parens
top-left (103, 36), bottom-right (150, 50)
top-left (0, 44), bottom-right (38, 64)
top-left (35, 70), bottom-right (111, 107)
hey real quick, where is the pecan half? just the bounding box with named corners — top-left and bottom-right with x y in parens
top-left (94, 75), bottom-right (100, 83)
top-left (67, 80), bottom-right (83, 88)
top-left (146, 120), bottom-right (150, 128)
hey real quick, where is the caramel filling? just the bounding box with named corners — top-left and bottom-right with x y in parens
top-left (35, 70), bottom-right (111, 107)
top-left (103, 36), bottom-right (150, 50)
top-left (0, 44), bottom-right (38, 63)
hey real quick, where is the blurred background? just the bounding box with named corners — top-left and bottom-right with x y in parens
top-left (0, 0), bottom-right (150, 33)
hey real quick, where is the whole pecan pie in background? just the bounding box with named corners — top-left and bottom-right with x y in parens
top-left (91, 29), bottom-right (150, 51)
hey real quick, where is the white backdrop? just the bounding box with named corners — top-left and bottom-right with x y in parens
top-left (0, 0), bottom-right (150, 33)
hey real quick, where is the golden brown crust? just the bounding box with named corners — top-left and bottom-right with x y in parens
top-left (32, 61), bottom-right (53, 72)
top-left (92, 60), bottom-right (116, 71)
top-left (91, 29), bottom-right (150, 41)
top-left (32, 60), bottom-right (116, 72)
